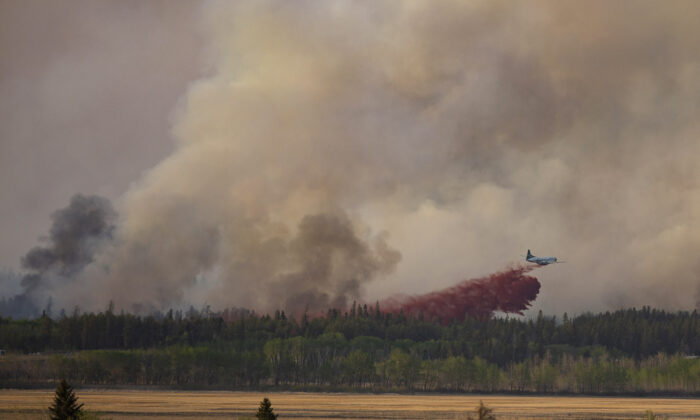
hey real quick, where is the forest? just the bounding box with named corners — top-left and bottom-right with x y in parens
top-left (1, 305), bottom-right (699, 394)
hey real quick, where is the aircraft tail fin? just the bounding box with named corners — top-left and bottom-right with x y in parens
top-left (526, 249), bottom-right (533, 259)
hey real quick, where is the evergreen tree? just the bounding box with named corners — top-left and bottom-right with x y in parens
top-left (48, 379), bottom-right (84, 420)
top-left (256, 397), bottom-right (278, 420)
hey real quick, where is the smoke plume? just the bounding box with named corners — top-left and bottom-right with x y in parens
top-left (7, 195), bottom-right (116, 315)
top-left (381, 265), bottom-right (541, 323)
top-left (21, 194), bottom-right (115, 282)
top-left (3, 1), bottom-right (700, 317)
top-left (279, 212), bottom-right (401, 315)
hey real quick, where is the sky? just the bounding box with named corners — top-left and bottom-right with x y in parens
top-left (1, 0), bottom-right (700, 317)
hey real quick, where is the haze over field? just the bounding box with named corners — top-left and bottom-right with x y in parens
top-left (2, 1), bottom-right (700, 317)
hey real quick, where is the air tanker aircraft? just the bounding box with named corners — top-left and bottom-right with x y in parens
top-left (525, 249), bottom-right (561, 265)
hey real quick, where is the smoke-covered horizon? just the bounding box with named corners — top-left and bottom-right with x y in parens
top-left (3, 1), bottom-right (700, 317)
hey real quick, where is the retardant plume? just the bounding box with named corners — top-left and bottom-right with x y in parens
top-left (380, 265), bottom-right (541, 323)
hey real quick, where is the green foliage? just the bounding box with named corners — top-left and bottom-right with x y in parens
top-left (48, 379), bottom-right (84, 420)
top-left (1, 306), bottom-right (699, 364)
top-left (3, 342), bottom-right (700, 394)
top-left (380, 348), bottom-right (420, 389)
top-left (1, 306), bottom-right (700, 395)
top-left (255, 397), bottom-right (278, 420)
top-left (343, 350), bottom-right (375, 386)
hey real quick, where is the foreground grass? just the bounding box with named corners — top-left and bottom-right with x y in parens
top-left (0, 390), bottom-right (698, 419)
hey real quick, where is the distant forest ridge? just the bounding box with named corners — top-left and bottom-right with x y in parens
top-left (1, 306), bottom-right (699, 394)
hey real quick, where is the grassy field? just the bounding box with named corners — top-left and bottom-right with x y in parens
top-left (1, 390), bottom-right (699, 419)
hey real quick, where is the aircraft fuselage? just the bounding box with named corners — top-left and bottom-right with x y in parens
top-left (527, 256), bottom-right (557, 265)
top-left (525, 250), bottom-right (558, 265)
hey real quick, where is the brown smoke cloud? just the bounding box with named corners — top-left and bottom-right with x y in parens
top-left (3, 1), bottom-right (700, 316)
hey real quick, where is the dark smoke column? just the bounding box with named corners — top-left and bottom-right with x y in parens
top-left (380, 265), bottom-right (541, 323)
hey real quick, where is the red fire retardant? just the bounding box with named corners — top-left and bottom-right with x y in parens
top-left (380, 264), bottom-right (541, 323)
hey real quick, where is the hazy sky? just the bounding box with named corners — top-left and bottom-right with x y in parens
top-left (0, 1), bottom-right (203, 271)
top-left (2, 1), bottom-right (700, 316)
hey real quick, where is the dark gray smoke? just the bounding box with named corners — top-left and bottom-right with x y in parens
top-left (0, 194), bottom-right (116, 316)
top-left (22, 193), bottom-right (116, 281)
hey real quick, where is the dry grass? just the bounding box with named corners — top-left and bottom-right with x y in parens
top-left (0, 390), bottom-right (699, 419)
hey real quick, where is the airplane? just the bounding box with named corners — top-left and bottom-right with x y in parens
top-left (525, 249), bottom-right (562, 265)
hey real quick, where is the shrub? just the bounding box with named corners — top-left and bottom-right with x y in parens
top-left (468, 400), bottom-right (495, 420)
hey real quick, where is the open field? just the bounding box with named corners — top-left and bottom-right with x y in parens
top-left (1, 390), bottom-right (700, 419)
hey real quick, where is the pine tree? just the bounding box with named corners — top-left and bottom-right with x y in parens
top-left (255, 397), bottom-right (278, 420)
top-left (48, 379), bottom-right (84, 420)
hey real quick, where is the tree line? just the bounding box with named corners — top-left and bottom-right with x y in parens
top-left (1, 304), bottom-right (698, 360)
top-left (2, 342), bottom-right (699, 394)
top-left (0, 305), bottom-right (699, 394)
